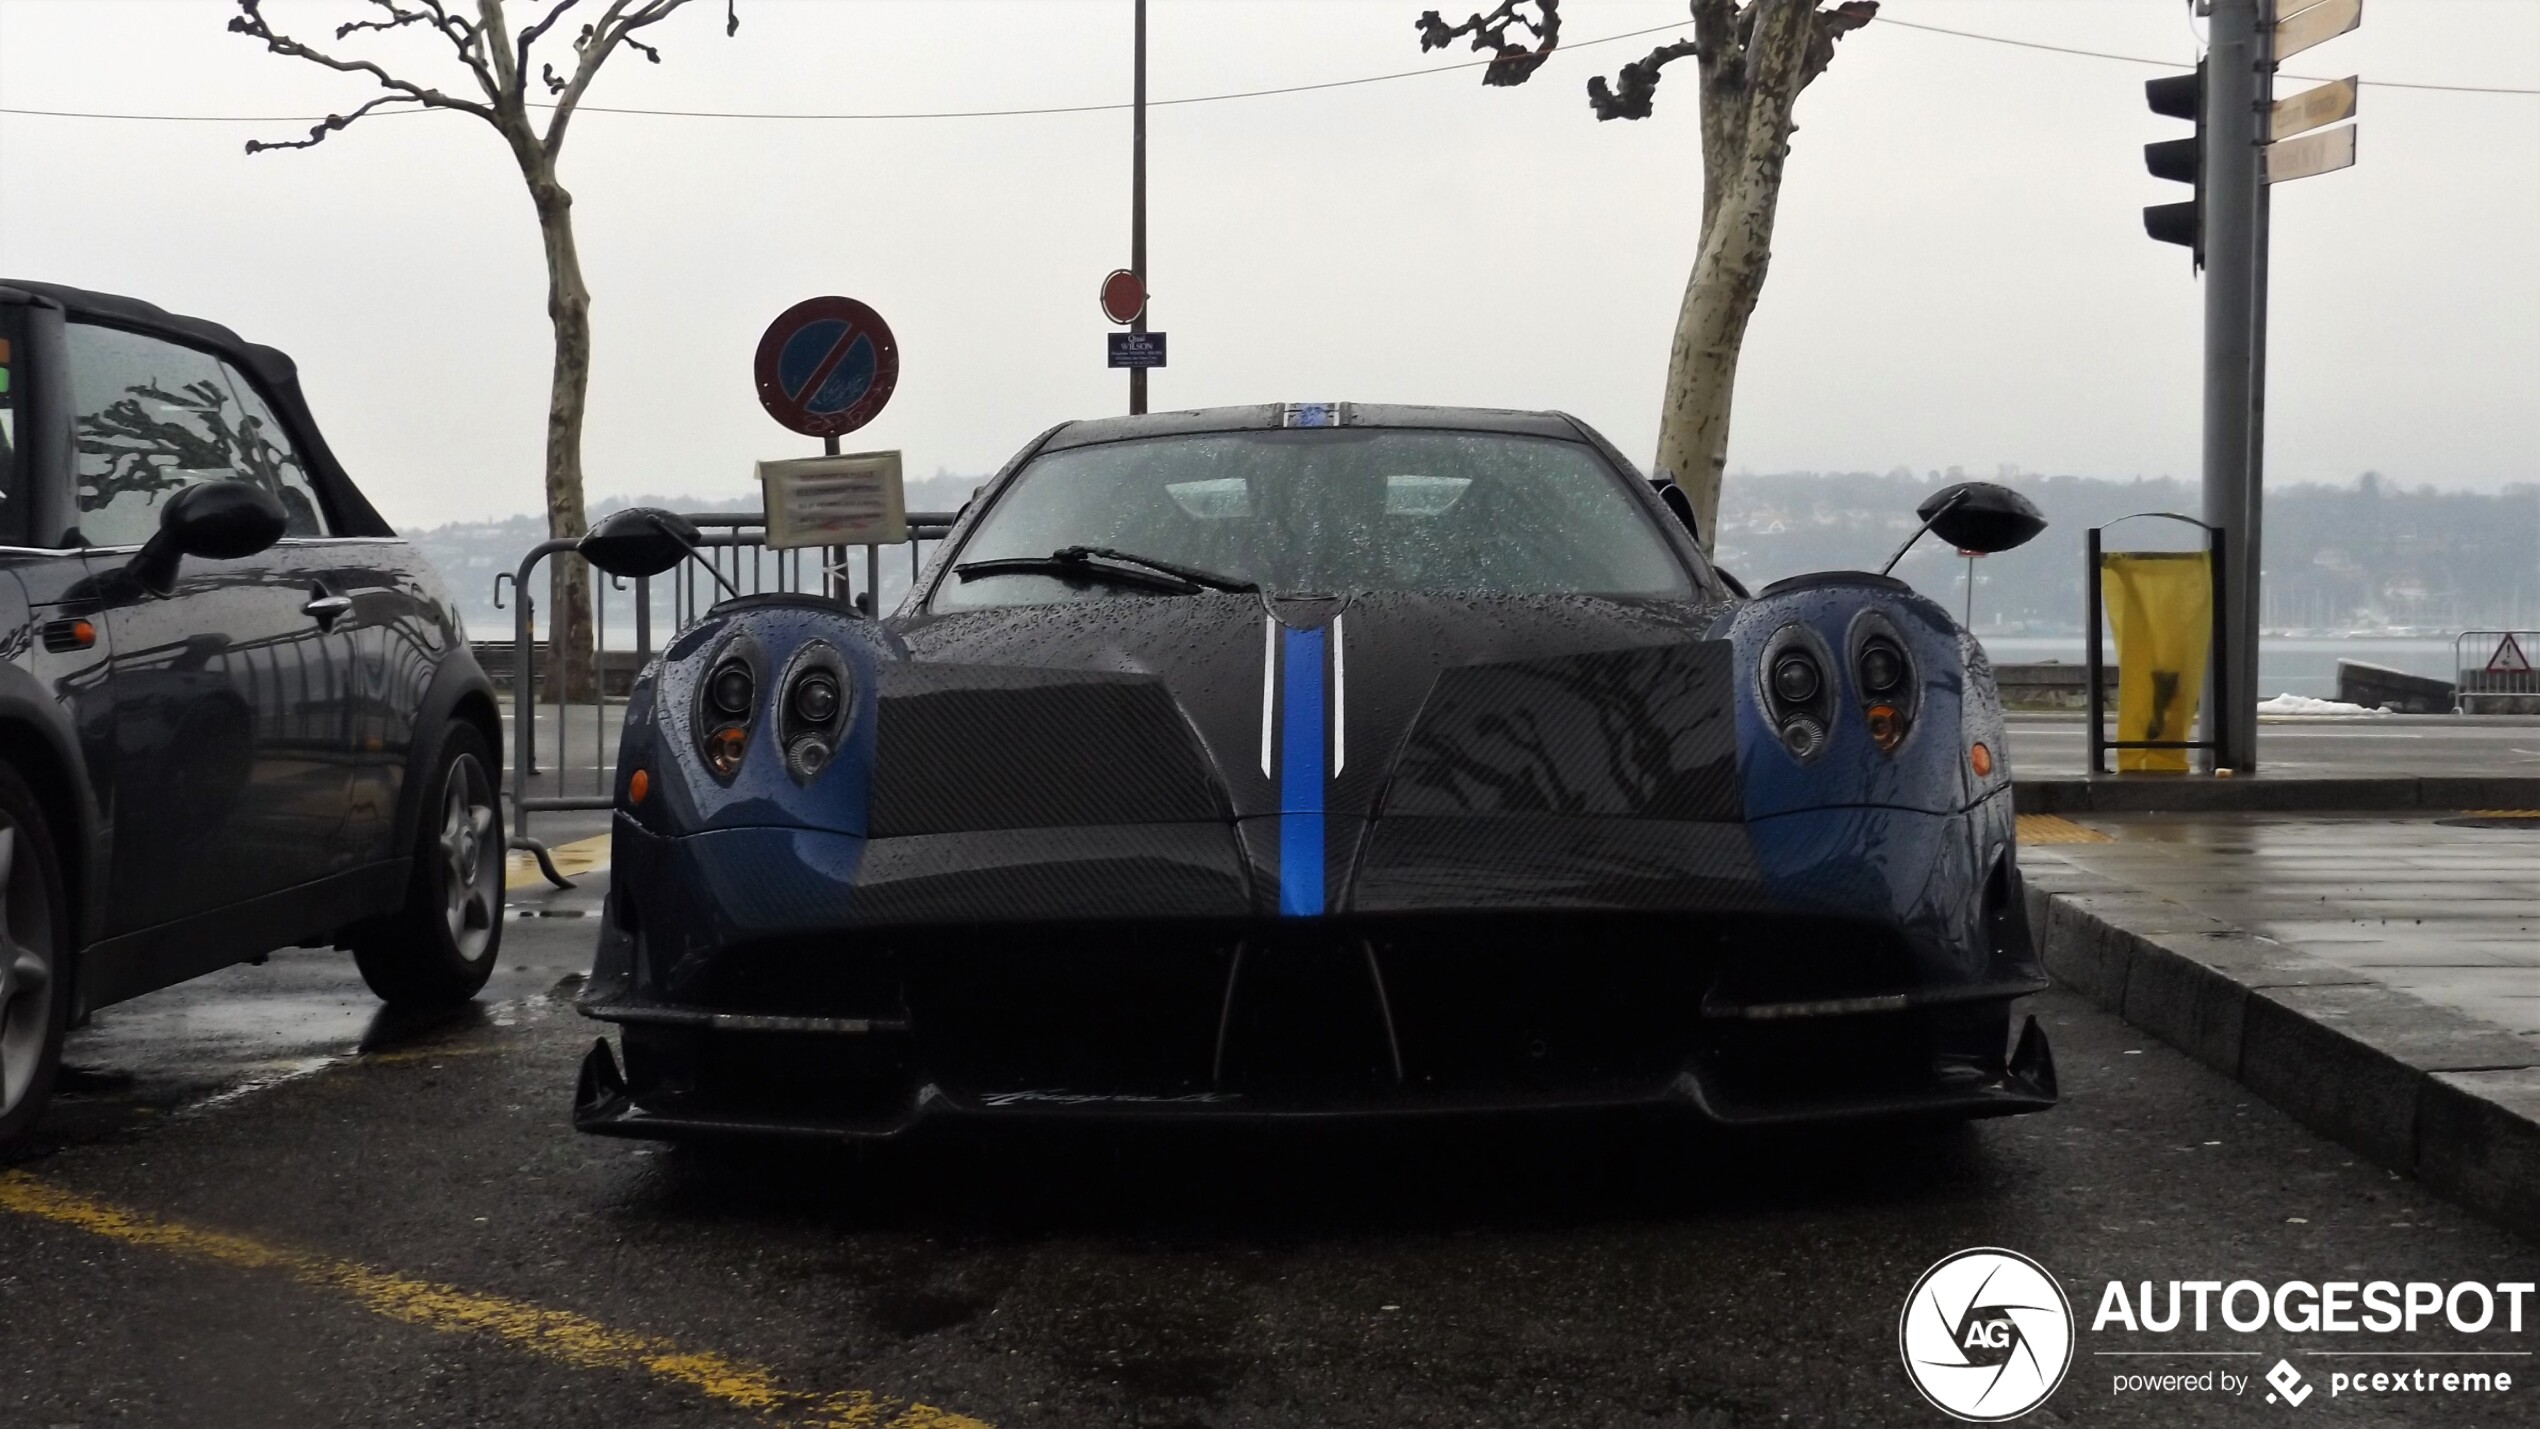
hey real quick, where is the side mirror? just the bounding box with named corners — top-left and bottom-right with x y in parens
top-left (1650, 478), bottom-right (1702, 542)
top-left (580, 507), bottom-right (703, 580)
top-left (130, 480), bottom-right (288, 595)
top-left (1921, 481), bottom-right (2046, 555)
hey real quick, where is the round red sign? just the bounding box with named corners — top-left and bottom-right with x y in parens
top-left (752, 296), bottom-right (899, 438)
top-left (1099, 269), bottom-right (1145, 326)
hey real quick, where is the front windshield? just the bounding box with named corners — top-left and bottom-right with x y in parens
top-left (934, 429), bottom-right (1696, 609)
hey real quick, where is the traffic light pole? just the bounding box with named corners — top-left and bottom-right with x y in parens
top-left (2200, 0), bottom-right (2265, 772)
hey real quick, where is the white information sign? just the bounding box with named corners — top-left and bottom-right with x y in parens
top-left (757, 450), bottom-right (908, 550)
top-left (2265, 123), bottom-right (2357, 184)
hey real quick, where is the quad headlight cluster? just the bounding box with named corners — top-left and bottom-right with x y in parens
top-left (693, 637), bottom-right (853, 784)
top-left (1758, 614), bottom-right (1920, 762)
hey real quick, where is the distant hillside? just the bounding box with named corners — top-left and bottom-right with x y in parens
top-left (411, 470), bottom-right (2539, 643)
top-left (1718, 470), bottom-right (2539, 635)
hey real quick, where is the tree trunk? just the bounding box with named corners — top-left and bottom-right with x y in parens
top-left (529, 168), bottom-right (596, 705)
top-left (1656, 0), bottom-right (1842, 553)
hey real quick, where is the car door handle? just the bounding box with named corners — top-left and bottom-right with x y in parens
top-left (304, 593), bottom-right (353, 624)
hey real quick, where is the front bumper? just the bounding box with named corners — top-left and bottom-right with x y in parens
top-left (578, 798), bottom-right (2049, 1139)
top-left (575, 908), bottom-right (2053, 1140)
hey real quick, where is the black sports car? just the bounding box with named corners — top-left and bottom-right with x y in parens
top-left (572, 402), bottom-right (2053, 1139)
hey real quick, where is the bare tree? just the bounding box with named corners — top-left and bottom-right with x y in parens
top-left (230, 0), bottom-right (737, 697)
top-left (1417, 0), bottom-right (1875, 550)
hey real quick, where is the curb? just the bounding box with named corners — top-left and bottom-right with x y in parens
top-left (2013, 775), bottom-right (2540, 814)
top-left (2021, 857), bottom-right (2540, 1243)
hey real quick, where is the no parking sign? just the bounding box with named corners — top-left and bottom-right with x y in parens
top-left (751, 296), bottom-right (899, 439)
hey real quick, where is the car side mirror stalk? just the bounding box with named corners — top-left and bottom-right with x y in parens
top-left (1878, 481), bottom-right (2046, 576)
top-left (129, 480), bottom-right (289, 596)
top-left (578, 507), bottom-right (738, 598)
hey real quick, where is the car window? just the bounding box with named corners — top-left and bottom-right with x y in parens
top-left (937, 429), bottom-right (1695, 610)
top-left (65, 322), bottom-right (329, 547)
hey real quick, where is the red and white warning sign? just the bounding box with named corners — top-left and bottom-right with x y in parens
top-left (2487, 632), bottom-right (2533, 674)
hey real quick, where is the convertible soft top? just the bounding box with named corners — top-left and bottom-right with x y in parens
top-left (1, 278), bottom-right (395, 538)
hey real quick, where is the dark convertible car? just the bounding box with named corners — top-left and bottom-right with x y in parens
top-left (0, 281), bottom-right (505, 1149)
top-left (573, 402), bottom-right (2053, 1139)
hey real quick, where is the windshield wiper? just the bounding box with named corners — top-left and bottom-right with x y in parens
top-left (952, 546), bottom-right (1256, 596)
top-left (1053, 546), bottom-right (1255, 592)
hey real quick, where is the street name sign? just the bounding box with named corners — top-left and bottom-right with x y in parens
top-left (2266, 124), bottom-right (2356, 183)
top-left (757, 451), bottom-right (908, 550)
top-left (2271, 76), bottom-right (2357, 141)
top-left (752, 296), bottom-right (900, 439)
top-left (2274, 0), bottom-right (2361, 62)
top-left (1107, 331), bottom-right (1168, 369)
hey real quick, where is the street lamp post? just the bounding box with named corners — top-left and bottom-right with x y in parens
top-left (1129, 0), bottom-right (1148, 416)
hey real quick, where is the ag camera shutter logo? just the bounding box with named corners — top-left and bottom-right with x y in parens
top-left (1900, 1248), bottom-right (2076, 1421)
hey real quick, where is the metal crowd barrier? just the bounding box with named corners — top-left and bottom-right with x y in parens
top-left (2454, 629), bottom-right (2539, 713)
top-left (497, 509), bottom-right (958, 885)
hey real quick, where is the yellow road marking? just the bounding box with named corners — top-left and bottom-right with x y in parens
top-left (0, 1172), bottom-right (987, 1429)
top-left (2458, 809), bottom-right (2540, 818)
top-left (508, 832), bottom-right (612, 883)
top-left (2017, 813), bottom-right (2115, 845)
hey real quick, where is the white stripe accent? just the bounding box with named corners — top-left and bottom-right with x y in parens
top-left (1330, 613), bottom-right (1346, 775)
top-left (1259, 614), bottom-right (1278, 778)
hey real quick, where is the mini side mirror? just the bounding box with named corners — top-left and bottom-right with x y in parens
top-left (130, 480), bottom-right (288, 595)
top-left (1649, 478), bottom-right (1702, 542)
top-left (1921, 481), bottom-right (2046, 555)
top-left (580, 507), bottom-right (702, 580)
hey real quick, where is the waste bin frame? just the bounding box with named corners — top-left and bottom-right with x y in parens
top-left (2086, 513), bottom-right (2229, 774)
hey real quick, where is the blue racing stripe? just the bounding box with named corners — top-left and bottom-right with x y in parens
top-left (1277, 625), bottom-right (1326, 916)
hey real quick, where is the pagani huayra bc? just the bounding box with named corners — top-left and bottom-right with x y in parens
top-left (572, 403), bottom-right (2053, 1139)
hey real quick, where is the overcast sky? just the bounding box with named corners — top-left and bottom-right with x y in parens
top-left (2, 0), bottom-right (2533, 529)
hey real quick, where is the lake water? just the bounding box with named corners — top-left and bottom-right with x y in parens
top-left (1974, 636), bottom-right (2479, 699)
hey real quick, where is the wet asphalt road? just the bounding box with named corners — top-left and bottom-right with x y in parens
top-left (4, 874), bottom-right (2536, 1427)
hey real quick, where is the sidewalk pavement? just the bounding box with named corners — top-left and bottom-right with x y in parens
top-left (2017, 810), bottom-right (2540, 1242)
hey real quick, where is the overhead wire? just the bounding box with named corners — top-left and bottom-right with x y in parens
top-left (0, 10), bottom-right (2529, 124)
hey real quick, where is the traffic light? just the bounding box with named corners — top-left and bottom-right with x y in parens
top-left (2143, 61), bottom-right (2204, 266)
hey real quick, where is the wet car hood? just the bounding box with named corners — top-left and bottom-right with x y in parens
top-left (884, 591), bottom-right (1746, 833)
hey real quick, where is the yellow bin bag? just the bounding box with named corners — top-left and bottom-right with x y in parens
top-left (2101, 551), bottom-right (2211, 773)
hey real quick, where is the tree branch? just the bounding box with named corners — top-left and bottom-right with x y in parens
top-left (1414, 0), bottom-right (1561, 87)
top-left (229, 0), bottom-right (495, 153)
top-left (542, 0), bottom-right (708, 159)
top-left (1587, 38), bottom-right (1699, 121)
top-left (245, 92), bottom-right (430, 151)
top-left (1798, 0), bottom-right (1877, 90)
top-left (515, 0), bottom-right (585, 79)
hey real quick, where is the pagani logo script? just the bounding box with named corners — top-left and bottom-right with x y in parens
top-left (1900, 1248), bottom-right (2076, 1421)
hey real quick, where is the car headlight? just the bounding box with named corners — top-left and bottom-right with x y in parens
top-left (1847, 614), bottom-right (1918, 754)
top-left (1757, 624), bottom-right (1837, 763)
top-left (777, 643), bottom-right (853, 784)
top-left (695, 639), bottom-right (762, 781)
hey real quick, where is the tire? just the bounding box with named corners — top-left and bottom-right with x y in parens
top-left (353, 722), bottom-right (504, 1007)
top-left (0, 762), bottom-right (72, 1151)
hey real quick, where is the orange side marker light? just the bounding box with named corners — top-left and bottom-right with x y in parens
top-left (1970, 741), bottom-right (1993, 778)
top-left (627, 768), bottom-right (650, 804)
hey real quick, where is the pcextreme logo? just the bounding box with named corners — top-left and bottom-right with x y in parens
top-left (1899, 1247), bottom-right (2076, 1422)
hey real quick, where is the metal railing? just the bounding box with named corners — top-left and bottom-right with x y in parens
top-left (497, 508), bottom-right (958, 885)
top-left (2455, 630), bottom-right (2539, 711)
